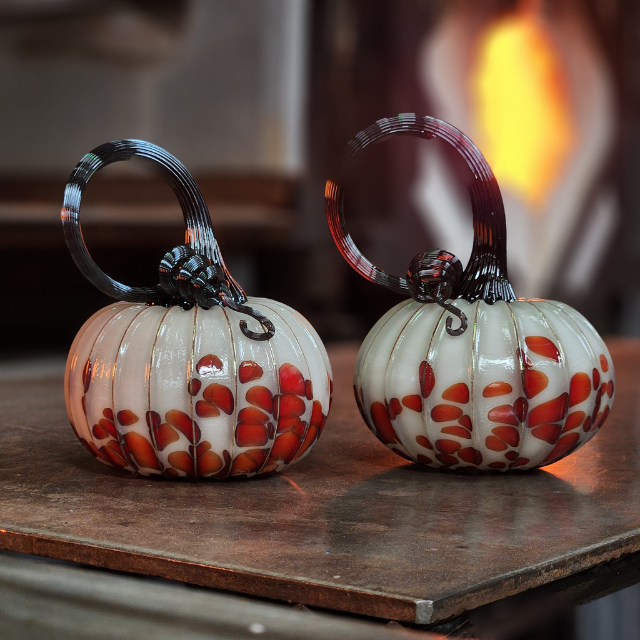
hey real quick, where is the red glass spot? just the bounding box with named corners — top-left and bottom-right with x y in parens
top-left (431, 404), bottom-right (463, 422)
top-left (293, 425), bottom-right (318, 461)
top-left (600, 354), bottom-right (609, 372)
top-left (236, 422), bottom-right (269, 447)
top-left (435, 439), bottom-right (461, 454)
top-left (310, 400), bottom-right (324, 427)
top-left (488, 461), bottom-right (506, 469)
top-left (195, 400), bottom-right (220, 418)
top-left (275, 394), bottom-right (306, 419)
top-left (458, 414), bottom-right (473, 430)
top-left (563, 411), bottom-right (585, 432)
top-left (196, 354), bottom-right (223, 375)
top-left (524, 369), bottom-right (548, 399)
top-left (416, 435), bottom-right (433, 450)
top-left (203, 383), bottom-right (235, 415)
top-left (246, 386), bottom-right (273, 413)
top-left (279, 363), bottom-right (306, 395)
top-left (168, 450), bottom-right (195, 476)
top-left (146, 410), bottom-right (161, 429)
top-left (91, 423), bottom-right (110, 440)
top-left (238, 360), bottom-right (263, 384)
top-left (488, 404), bottom-right (519, 426)
top-left (98, 418), bottom-right (117, 438)
top-left (101, 444), bottom-right (127, 468)
top-left (492, 425), bottom-right (520, 447)
top-left (517, 347), bottom-right (533, 369)
top-left (117, 410), bottom-right (139, 426)
top-left (442, 383), bottom-right (470, 404)
top-left (238, 407), bottom-right (269, 423)
top-left (268, 433), bottom-right (302, 464)
top-left (402, 395), bottom-right (423, 412)
top-left (569, 372), bottom-right (591, 407)
top-left (525, 336), bottom-right (561, 361)
top-left (485, 435), bottom-right (508, 452)
top-left (197, 450), bottom-right (224, 476)
top-left (388, 397), bottom-right (402, 419)
top-left (513, 397), bottom-right (528, 422)
top-left (458, 447), bottom-right (482, 465)
top-left (370, 402), bottom-right (401, 445)
top-left (441, 426), bottom-right (472, 439)
top-left (531, 423), bottom-right (561, 444)
top-left (124, 432), bottom-right (161, 470)
top-left (483, 381), bottom-right (512, 397)
top-left (165, 409), bottom-right (201, 442)
top-left (153, 423), bottom-right (179, 450)
top-left (419, 361), bottom-right (435, 398)
top-left (196, 441), bottom-right (211, 456)
top-left (436, 453), bottom-right (458, 466)
top-left (187, 378), bottom-right (202, 396)
top-left (527, 393), bottom-right (569, 428)
top-left (277, 416), bottom-right (300, 433)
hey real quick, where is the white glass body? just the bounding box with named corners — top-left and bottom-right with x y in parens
top-left (354, 298), bottom-right (614, 471)
top-left (65, 298), bottom-right (332, 478)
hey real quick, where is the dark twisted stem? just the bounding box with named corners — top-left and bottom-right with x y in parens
top-left (222, 296), bottom-right (276, 341)
top-left (325, 114), bottom-right (516, 304)
top-left (159, 244), bottom-right (275, 341)
top-left (406, 250), bottom-right (468, 336)
top-left (432, 283), bottom-right (468, 337)
top-left (62, 139), bottom-right (246, 304)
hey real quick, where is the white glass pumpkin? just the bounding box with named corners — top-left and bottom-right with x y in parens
top-left (62, 140), bottom-right (332, 478)
top-left (326, 115), bottom-right (614, 471)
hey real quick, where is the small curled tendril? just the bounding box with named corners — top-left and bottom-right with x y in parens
top-left (222, 296), bottom-right (276, 341)
top-left (406, 249), bottom-right (468, 337)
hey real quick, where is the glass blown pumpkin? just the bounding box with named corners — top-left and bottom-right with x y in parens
top-left (326, 115), bottom-right (614, 472)
top-left (62, 140), bottom-right (332, 479)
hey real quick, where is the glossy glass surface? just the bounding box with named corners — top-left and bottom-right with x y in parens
top-left (66, 299), bottom-right (332, 478)
top-left (355, 299), bottom-right (614, 471)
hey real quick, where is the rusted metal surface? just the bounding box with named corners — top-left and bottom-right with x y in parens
top-left (0, 340), bottom-right (639, 624)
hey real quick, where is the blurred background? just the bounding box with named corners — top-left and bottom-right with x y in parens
top-left (1, 0), bottom-right (637, 357)
top-left (0, 0), bottom-right (638, 637)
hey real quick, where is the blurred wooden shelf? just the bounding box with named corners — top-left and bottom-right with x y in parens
top-left (0, 173), bottom-right (298, 247)
top-left (0, 203), bottom-right (294, 227)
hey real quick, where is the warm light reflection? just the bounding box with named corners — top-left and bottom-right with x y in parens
top-left (471, 4), bottom-right (575, 208)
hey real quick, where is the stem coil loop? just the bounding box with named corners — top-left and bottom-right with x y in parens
top-left (62, 139), bottom-right (274, 341)
top-left (325, 114), bottom-right (516, 304)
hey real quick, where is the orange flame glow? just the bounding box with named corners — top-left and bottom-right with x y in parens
top-left (471, 5), bottom-right (575, 208)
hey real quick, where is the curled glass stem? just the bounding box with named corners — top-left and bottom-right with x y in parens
top-left (325, 114), bottom-right (516, 304)
top-left (61, 139), bottom-right (246, 305)
top-left (222, 296), bottom-right (276, 341)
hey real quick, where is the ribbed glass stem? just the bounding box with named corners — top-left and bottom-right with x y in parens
top-left (325, 114), bottom-right (516, 303)
top-left (61, 139), bottom-right (245, 304)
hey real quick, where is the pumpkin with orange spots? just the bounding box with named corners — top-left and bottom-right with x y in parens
top-left (65, 303), bottom-right (332, 479)
top-left (62, 139), bottom-right (333, 480)
top-left (329, 115), bottom-right (614, 472)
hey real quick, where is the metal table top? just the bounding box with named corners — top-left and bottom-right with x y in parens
top-left (0, 340), bottom-right (638, 624)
